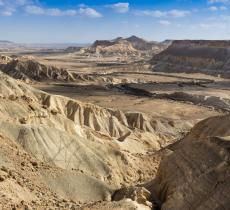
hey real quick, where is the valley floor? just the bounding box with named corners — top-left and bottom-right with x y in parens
top-left (0, 50), bottom-right (229, 210)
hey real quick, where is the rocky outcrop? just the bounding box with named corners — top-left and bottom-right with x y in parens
top-left (149, 114), bottom-right (230, 210)
top-left (0, 55), bottom-right (12, 64)
top-left (1, 58), bottom-right (100, 83)
top-left (113, 186), bottom-right (152, 208)
top-left (0, 71), bottom-right (185, 193)
top-left (124, 36), bottom-right (161, 51)
top-left (87, 36), bottom-right (167, 56)
top-left (2, 59), bottom-right (75, 82)
top-left (151, 40), bottom-right (230, 78)
top-left (89, 39), bottom-right (139, 56)
top-left (0, 71), bottom-right (162, 208)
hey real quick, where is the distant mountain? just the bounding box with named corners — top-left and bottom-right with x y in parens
top-left (0, 40), bottom-right (20, 49)
top-left (90, 35), bottom-right (166, 53)
top-left (0, 40), bottom-right (90, 50)
top-left (112, 35), bottom-right (161, 51)
top-left (90, 39), bottom-right (138, 55)
top-left (0, 40), bottom-right (14, 44)
top-left (125, 35), bottom-right (160, 51)
top-left (160, 39), bottom-right (173, 46)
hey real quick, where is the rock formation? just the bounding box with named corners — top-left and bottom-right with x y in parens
top-left (1, 58), bottom-right (101, 83)
top-left (86, 35), bottom-right (167, 56)
top-left (2, 58), bottom-right (75, 82)
top-left (148, 114), bottom-right (230, 210)
top-left (121, 35), bottom-right (161, 51)
top-left (1, 38), bottom-right (230, 210)
top-left (151, 40), bottom-right (230, 78)
top-left (0, 71), bottom-right (188, 208)
top-left (0, 55), bottom-right (12, 64)
top-left (89, 39), bottom-right (139, 56)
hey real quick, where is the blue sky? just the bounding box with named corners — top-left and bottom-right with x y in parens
top-left (0, 0), bottom-right (230, 43)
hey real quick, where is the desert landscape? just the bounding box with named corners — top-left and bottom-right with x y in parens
top-left (2, 0), bottom-right (230, 209)
top-left (0, 34), bottom-right (230, 210)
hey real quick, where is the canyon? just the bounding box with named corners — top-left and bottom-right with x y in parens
top-left (0, 37), bottom-right (229, 210)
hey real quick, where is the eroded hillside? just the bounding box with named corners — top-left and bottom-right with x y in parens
top-left (151, 40), bottom-right (230, 78)
top-left (0, 40), bottom-right (229, 210)
top-left (147, 114), bottom-right (230, 210)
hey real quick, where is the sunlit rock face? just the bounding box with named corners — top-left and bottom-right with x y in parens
top-left (151, 40), bottom-right (230, 78)
top-left (150, 114), bottom-right (230, 210)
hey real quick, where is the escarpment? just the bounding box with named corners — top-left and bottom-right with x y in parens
top-left (151, 40), bottom-right (230, 78)
top-left (85, 35), bottom-right (167, 56)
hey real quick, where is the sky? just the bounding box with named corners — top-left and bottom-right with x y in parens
top-left (0, 0), bottom-right (230, 43)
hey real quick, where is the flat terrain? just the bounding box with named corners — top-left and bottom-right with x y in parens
top-left (31, 52), bottom-right (223, 123)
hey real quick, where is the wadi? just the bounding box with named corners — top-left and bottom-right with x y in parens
top-left (0, 36), bottom-right (229, 210)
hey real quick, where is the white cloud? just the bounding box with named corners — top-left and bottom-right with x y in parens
top-left (78, 7), bottom-right (102, 18)
top-left (168, 9), bottom-right (191, 17)
top-left (25, 5), bottom-right (44, 15)
top-left (24, 5), bottom-right (101, 18)
top-left (208, 6), bottom-right (218, 10)
top-left (106, 2), bottom-right (129, 13)
top-left (0, 0), bottom-right (29, 7)
top-left (208, 0), bottom-right (230, 4)
top-left (135, 9), bottom-right (191, 18)
top-left (0, 0), bottom-right (101, 18)
top-left (1, 8), bottom-right (15, 16)
top-left (0, 0), bottom-right (30, 16)
top-left (137, 10), bottom-right (165, 17)
top-left (208, 5), bottom-right (227, 10)
top-left (159, 20), bottom-right (171, 26)
top-left (46, 8), bottom-right (62, 16)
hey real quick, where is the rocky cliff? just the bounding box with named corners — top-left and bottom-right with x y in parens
top-left (151, 40), bottom-right (230, 78)
top-left (87, 36), bottom-right (166, 56)
top-left (88, 39), bottom-right (139, 56)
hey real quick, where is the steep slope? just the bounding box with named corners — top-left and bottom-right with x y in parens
top-left (0, 133), bottom-right (113, 209)
top-left (1, 58), bottom-right (100, 83)
top-left (149, 114), bottom-right (230, 210)
top-left (0, 71), bottom-right (188, 201)
top-left (89, 39), bottom-right (138, 56)
top-left (151, 40), bottom-right (230, 78)
top-left (87, 36), bottom-right (166, 56)
top-left (2, 58), bottom-right (75, 82)
top-left (0, 70), bottom-right (169, 208)
top-left (125, 35), bottom-right (160, 51)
